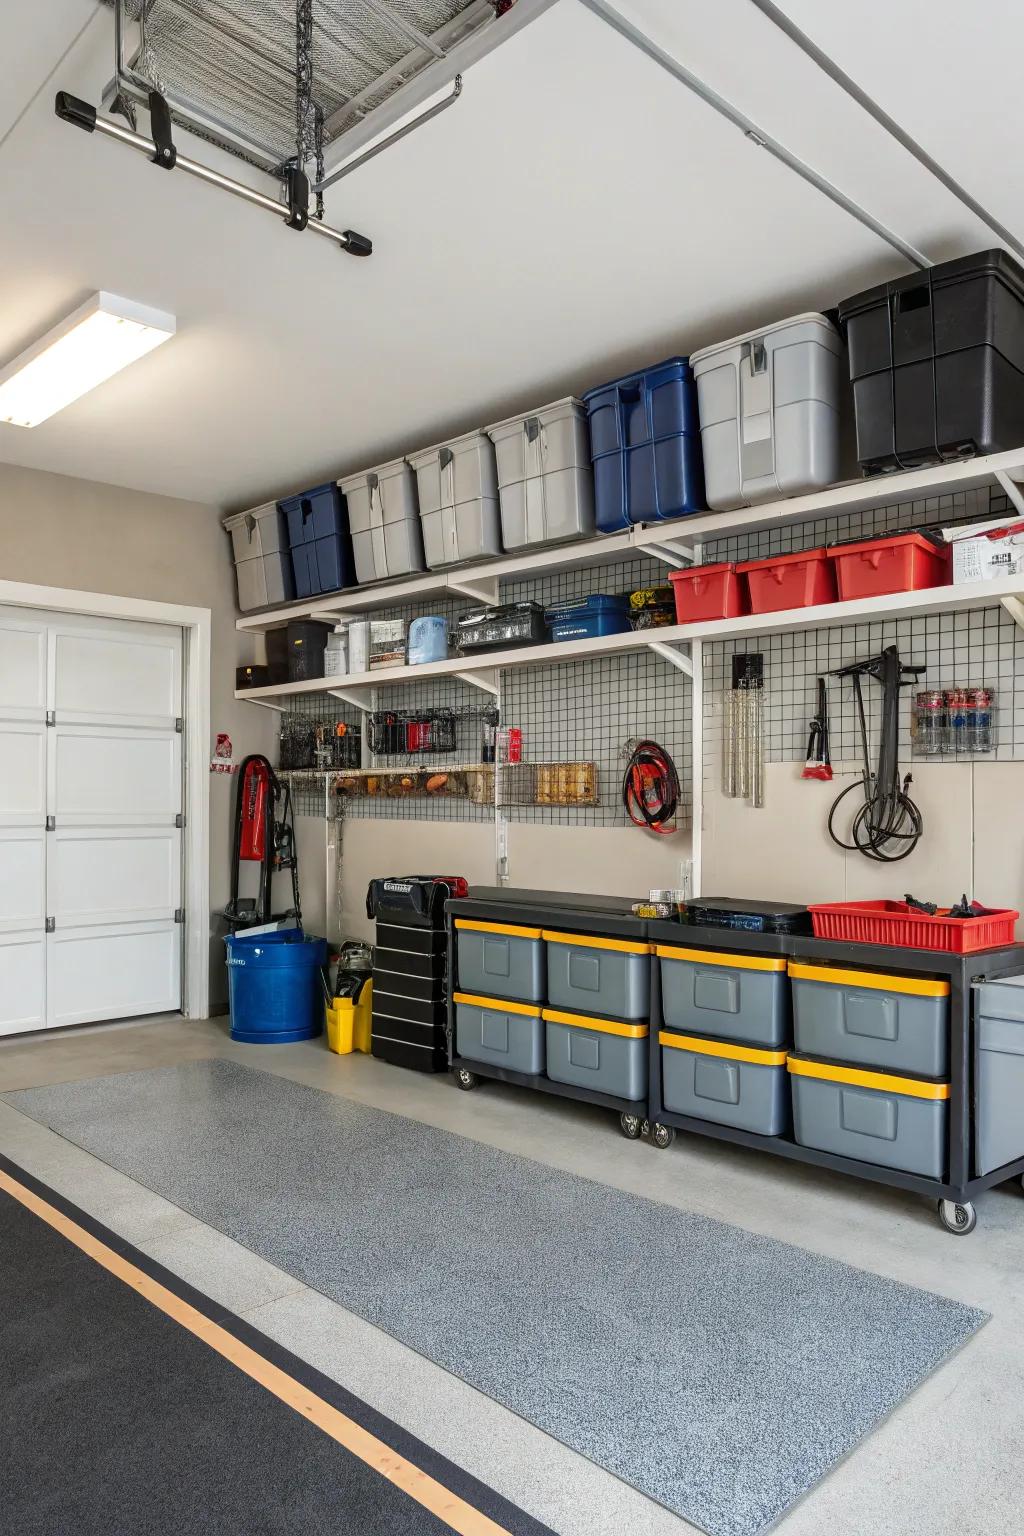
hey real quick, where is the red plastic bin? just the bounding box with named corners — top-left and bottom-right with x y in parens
top-left (669, 562), bottom-right (749, 624)
top-left (808, 900), bottom-right (1019, 954)
top-left (831, 531), bottom-right (950, 601)
top-left (738, 547), bottom-right (836, 614)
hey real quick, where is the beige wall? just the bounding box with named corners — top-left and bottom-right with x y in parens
top-left (0, 461), bottom-right (273, 1009)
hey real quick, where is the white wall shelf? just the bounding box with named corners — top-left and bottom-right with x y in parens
top-left (234, 448), bottom-right (1024, 636)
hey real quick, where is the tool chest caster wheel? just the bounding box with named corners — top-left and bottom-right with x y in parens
top-left (937, 1200), bottom-right (977, 1235)
top-left (651, 1123), bottom-right (675, 1150)
top-left (619, 1112), bottom-right (643, 1140)
top-left (455, 1066), bottom-right (479, 1091)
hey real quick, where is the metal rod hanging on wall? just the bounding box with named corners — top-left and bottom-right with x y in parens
top-left (54, 91), bottom-right (373, 257)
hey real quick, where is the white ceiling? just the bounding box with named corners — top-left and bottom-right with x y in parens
top-left (0, 0), bottom-right (1020, 511)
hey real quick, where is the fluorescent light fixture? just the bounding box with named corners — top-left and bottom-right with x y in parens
top-left (0, 291), bottom-right (176, 427)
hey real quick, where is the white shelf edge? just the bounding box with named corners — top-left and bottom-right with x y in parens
top-left (234, 448), bottom-right (1024, 635)
top-left (234, 574), bottom-right (1024, 706)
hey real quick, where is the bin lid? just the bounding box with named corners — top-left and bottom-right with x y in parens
top-left (788, 961), bottom-right (950, 998)
top-left (485, 397), bottom-right (586, 438)
top-left (406, 428), bottom-right (493, 466)
top-left (736, 547), bottom-right (829, 574)
top-left (690, 313), bottom-right (840, 368)
top-left (659, 1031), bottom-right (787, 1066)
top-left (656, 944), bottom-right (787, 973)
top-left (581, 357), bottom-right (692, 404)
top-left (338, 456), bottom-right (411, 491)
top-left (223, 501), bottom-right (278, 530)
top-left (839, 249), bottom-right (1024, 319)
top-left (542, 1006), bottom-right (648, 1038)
top-left (787, 1053), bottom-right (950, 1099)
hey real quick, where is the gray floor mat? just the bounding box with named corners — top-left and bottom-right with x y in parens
top-left (8, 1060), bottom-right (986, 1536)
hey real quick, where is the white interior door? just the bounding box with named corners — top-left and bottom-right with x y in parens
top-left (0, 606), bottom-right (184, 1035)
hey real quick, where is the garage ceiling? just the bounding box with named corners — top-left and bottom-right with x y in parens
top-left (0, 0), bottom-right (1019, 510)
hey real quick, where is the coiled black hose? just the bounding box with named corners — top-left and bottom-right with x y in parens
top-left (828, 647), bottom-right (923, 862)
top-left (622, 739), bottom-right (680, 834)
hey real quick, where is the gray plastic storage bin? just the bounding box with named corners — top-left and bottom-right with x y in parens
top-left (544, 1008), bottom-right (647, 1101)
top-left (690, 313), bottom-right (844, 511)
top-left (660, 1032), bottom-right (788, 1134)
top-left (790, 961), bottom-right (950, 1078)
top-left (544, 930), bottom-right (650, 1021)
top-left (657, 943), bottom-right (790, 1047)
top-left (789, 1056), bottom-right (948, 1178)
top-left (223, 502), bottom-right (294, 612)
top-left (454, 919), bottom-right (545, 1003)
top-left (338, 458), bottom-right (425, 585)
top-left (407, 430), bottom-right (502, 569)
top-left (973, 974), bottom-right (1024, 1175)
top-left (486, 397), bottom-right (594, 550)
top-left (454, 991), bottom-right (544, 1075)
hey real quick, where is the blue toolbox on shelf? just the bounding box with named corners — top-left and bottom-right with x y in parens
top-left (453, 992), bottom-right (545, 1075)
top-left (281, 482), bottom-right (355, 598)
top-left (583, 356), bottom-right (705, 531)
top-left (543, 593), bottom-right (632, 641)
top-left (544, 1006), bottom-right (648, 1101)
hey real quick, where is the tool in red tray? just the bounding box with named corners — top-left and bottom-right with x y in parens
top-left (802, 677), bottom-right (833, 781)
top-left (621, 739), bottom-right (680, 834)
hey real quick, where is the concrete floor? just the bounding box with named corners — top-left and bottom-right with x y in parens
top-left (1, 1013), bottom-right (1022, 1536)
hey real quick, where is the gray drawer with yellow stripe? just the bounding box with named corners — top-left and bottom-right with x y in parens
top-left (657, 943), bottom-right (790, 1047)
top-left (789, 962), bottom-right (950, 1078)
top-left (544, 1007), bottom-right (647, 1101)
top-left (789, 1055), bottom-right (948, 1178)
top-left (454, 918), bottom-right (545, 1003)
top-left (544, 929), bottom-right (651, 1021)
top-left (454, 992), bottom-right (545, 1075)
top-left (660, 1032), bottom-right (789, 1134)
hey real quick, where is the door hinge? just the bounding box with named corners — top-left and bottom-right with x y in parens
top-left (45, 710), bottom-right (55, 727)
top-left (174, 908), bottom-right (185, 924)
top-left (45, 815), bottom-right (56, 831)
top-left (45, 917), bottom-right (55, 933)
top-left (175, 717), bottom-right (184, 733)
top-left (175, 813), bottom-right (185, 829)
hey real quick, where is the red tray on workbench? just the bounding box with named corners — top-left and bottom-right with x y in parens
top-left (808, 900), bottom-right (1019, 953)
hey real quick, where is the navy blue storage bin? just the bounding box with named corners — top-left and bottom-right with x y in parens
top-left (281, 483), bottom-right (355, 598)
top-left (583, 357), bottom-right (705, 531)
top-left (544, 593), bottom-right (632, 641)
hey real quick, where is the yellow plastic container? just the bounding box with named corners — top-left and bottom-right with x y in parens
top-left (326, 979), bottom-right (373, 1056)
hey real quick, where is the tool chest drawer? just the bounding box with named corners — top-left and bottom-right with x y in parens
top-left (454, 993), bottom-right (545, 1076)
top-left (543, 1008), bottom-right (647, 1101)
top-left (660, 1032), bottom-right (789, 1134)
top-left (788, 1056), bottom-right (949, 1178)
top-left (544, 931), bottom-right (651, 1021)
top-left (657, 945), bottom-right (790, 1047)
top-left (455, 919), bottom-right (545, 1003)
top-left (789, 962), bottom-right (950, 1078)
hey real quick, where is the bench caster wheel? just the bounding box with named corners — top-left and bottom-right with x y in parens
top-left (938, 1199), bottom-right (976, 1235)
top-left (651, 1123), bottom-right (675, 1150)
top-left (620, 1112), bottom-right (643, 1140)
top-left (455, 1066), bottom-right (479, 1091)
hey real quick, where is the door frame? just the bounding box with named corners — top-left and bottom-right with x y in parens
top-left (0, 580), bottom-right (211, 1020)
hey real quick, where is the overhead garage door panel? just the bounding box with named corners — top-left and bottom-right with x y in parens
top-left (52, 626), bottom-right (181, 727)
top-left (0, 830), bottom-right (45, 934)
top-left (51, 727), bottom-right (182, 825)
top-left (0, 932), bottom-right (46, 1035)
top-left (47, 924), bottom-right (181, 1029)
top-left (48, 827), bottom-right (180, 927)
top-left (0, 724), bottom-right (47, 825)
top-left (0, 616), bottom-right (46, 718)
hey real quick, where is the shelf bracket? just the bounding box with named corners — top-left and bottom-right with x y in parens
top-left (454, 669), bottom-right (499, 696)
top-left (446, 576), bottom-right (500, 605)
top-left (328, 688), bottom-right (371, 712)
top-left (1000, 594), bottom-right (1024, 633)
top-left (241, 697), bottom-right (287, 713)
top-left (646, 640), bottom-right (693, 677)
top-left (995, 469), bottom-right (1024, 520)
top-left (644, 539), bottom-right (696, 568)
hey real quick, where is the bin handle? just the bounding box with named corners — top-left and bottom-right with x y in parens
top-left (893, 282), bottom-right (931, 315)
top-left (860, 550), bottom-right (884, 570)
top-left (741, 339), bottom-right (768, 374)
top-left (301, 497), bottom-right (313, 526)
top-left (244, 512), bottom-right (256, 544)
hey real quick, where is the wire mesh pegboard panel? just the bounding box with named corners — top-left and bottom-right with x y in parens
top-left (501, 649), bottom-right (692, 827)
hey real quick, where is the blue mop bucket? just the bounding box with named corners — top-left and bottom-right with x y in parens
top-left (225, 928), bottom-right (327, 1044)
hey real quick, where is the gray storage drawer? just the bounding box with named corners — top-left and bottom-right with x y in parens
top-left (790, 961), bottom-right (950, 1078)
top-left (973, 974), bottom-right (1024, 1176)
top-left (657, 943), bottom-right (790, 1047)
top-left (486, 396), bottom-right (595, 550)
top-left (339, 458), bottom-right (425, 584)
top-left (544, 930), bottom-right (650, 1021)
top-left (660, 1032), bottom-right (788, 1134)
top-left (224, 503), bottom-right (293, 612)
top-left (407, 430), bottom-right (502, 568)
top-left (454, 992), bottom-right (544, 1076)
top-left (455, 919), bottom-right (545, 1003)
top-left (789, 1056), bottom-right (948, 1178)
top-left (544, 1008), bottom-right (647, 1101)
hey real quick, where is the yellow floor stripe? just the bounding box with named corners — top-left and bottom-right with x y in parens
top-left (0, 1167), bottom-right (515, 1536)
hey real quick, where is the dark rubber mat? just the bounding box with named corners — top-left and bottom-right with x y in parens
top-left (0, 1166), bottom-right (553, 1536)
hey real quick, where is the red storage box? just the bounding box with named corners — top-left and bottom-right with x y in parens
top-left (738, 547), bottom-right (836, 614)
top-left (669, 562), bottom-right (748, 624)
top-left (831, 531), bottom-right (950, 601)
top-left (808, 900), bottom-right (1019, 953)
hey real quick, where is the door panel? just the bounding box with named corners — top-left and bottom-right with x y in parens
top-left (51, 625), bottom-right (181, 727)
top-left (46, 924), bottom-right (181, 1028)
top-left (50, 727), bottom-right (181, 826)
top-left (0, 724), bottom-right (46, 825)
top-left (48, 827), bottom-right (180, 927)
top-left (0, 932), bottom-right (46, 1034)
top-left (0, 613), bottom-right (46, 718)
top-left (0, 830), bottom-right (45, 934)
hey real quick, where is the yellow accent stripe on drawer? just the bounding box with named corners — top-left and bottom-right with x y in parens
top-left (542, 1008), bottom-right (649, 1039)
top-left (787, 961), bottom-right (950, 998)
top-left (658, 1031), bottom-right (787, 1066)
top-left (656, 944), bottom-right (787, 972)
top-left (786, 1055), bottom-right (951, 1100)
top-left (455, 919), bottom-right (543, 939)
top-left (453, 992), bottom-right (542, 1018)
top-left (542, 930), bottom-right (651, 956)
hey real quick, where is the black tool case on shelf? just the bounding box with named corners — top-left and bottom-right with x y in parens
top-left (838, 248), bottom-right (1024, 472)
top-left (681, 897), bottom-right (812, 936)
